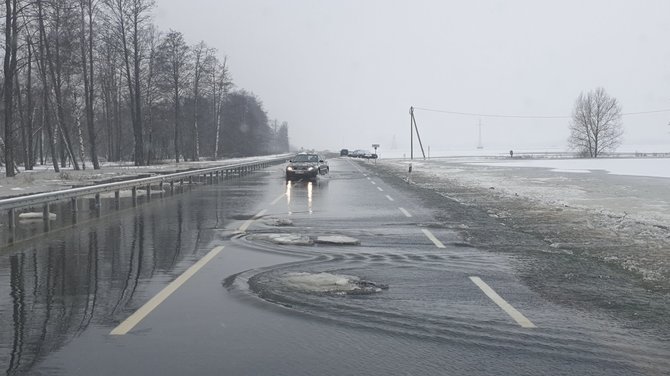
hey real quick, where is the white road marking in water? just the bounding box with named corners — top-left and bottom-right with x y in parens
top-left (110, 246), bottom-right (225, 335)
top-left (371, 181), bottom-right (377, 185)
top-left (469, 276), bottom-right (536, 328)
top-left (421, 228), bottom-right (445, 248)
top-left (377, 187), bottom-right (384, 192)
top-left (239, 209), bottom-right (268, 232)
top-left (399, 207), bottom-right (412, 217)
top-left (270, 193), bottom-right (285, 206)
top-left (385, 195), bottom-right (395, 202)
top-left (367, 177), bottom-right (371, 180)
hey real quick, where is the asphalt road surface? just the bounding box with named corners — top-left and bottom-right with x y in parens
top-left (0, 158), bottom-right (668, 375)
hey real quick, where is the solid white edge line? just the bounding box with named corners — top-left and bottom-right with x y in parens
top-left (377, 187), bottom-right (384, 192)
top-left (421, 228), bottom-right (445, 248)
top-left (385, 195), bottom-right (395, 202)
top-left (110, 246), bottom-right (225, 335)
top-left (238, 209), bottom-right (268, 232)
top-left (469, 276), bottom-right (536, 328)
top-left (399, 207), bottom-right (412, 217)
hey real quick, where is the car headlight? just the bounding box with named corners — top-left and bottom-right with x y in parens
top-left (287, 166), bottom-right (293, 171)
top-left (307, 166), bottom-right (315, 171)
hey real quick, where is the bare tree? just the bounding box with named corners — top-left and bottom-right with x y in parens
top-left (78, 0), bottom-right (99, 168)
top-left (210, 56), bottom-right (231, 159)
top-left (3, 0), bottom-right (20, 176)
top-left (157, 30), bottom-right (190, 163)
top-left (103, 0), bottom-right (153, 165)
top-left (568, 87), bottom-right (623, 158)
top-left (190, 41), bottom-right (213, 161)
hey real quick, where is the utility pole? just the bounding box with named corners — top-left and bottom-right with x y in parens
top-left (477, 119), bottom-right (483, 149)
top-left (409, 106), bottom-right (426, 160)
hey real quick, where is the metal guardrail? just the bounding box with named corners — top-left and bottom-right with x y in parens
top-left (0, 155), bottom-right (290, 243)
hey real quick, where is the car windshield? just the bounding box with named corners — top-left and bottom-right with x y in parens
top-left (293, 154), bottom-right (319, 162)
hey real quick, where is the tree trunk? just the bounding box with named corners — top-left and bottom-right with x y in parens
top-left (36, 0), bottom-right (60, 172)
top-left (3, 0), bottom-right (19, 177)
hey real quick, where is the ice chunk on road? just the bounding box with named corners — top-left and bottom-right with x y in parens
top-left (255, 233), bottom-right (312, 245)
top-left (281, 272), bottom-right (387, 294)
top-left (315, 235), bottom-right (360, 245)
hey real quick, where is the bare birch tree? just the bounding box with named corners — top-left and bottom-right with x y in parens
top-left (568, 87), bottom-right (623, 158)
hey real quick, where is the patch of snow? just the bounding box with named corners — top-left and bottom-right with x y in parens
top-left (18, 212), bottom-right (57, 220)
top-left (471, 158), bottom-right (670, 179)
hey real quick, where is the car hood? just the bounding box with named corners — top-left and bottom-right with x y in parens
top-left (288, 162), bottom-right (318, 167)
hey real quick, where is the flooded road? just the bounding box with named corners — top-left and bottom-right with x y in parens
top-left (1, 159), bottom-right (668, 375)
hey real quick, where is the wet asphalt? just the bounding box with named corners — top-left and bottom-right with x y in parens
top-left (0, 158), bottom-right (668, 375)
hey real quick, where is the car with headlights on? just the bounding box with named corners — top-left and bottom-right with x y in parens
top-left (286, 153), bottom-right (329, 180)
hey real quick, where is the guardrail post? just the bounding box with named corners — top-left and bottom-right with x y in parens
top-left (71, 197), bottom-right (78, 224)
top-left (170, 181), bottom-right (175, 194)
top-left (115, 190), bottom-right (120, 209)
top-left (146, 184), bottom-right (151, 202)
top-left (8, 208), bottom-right (15, 243)
top-left (43, 203), bottom-right (51, 232)
top-left (209, 172), bottom-right (213, 184)
top-left (159, 182), bottom-right (165, 198)
top-left (189, 176), bottom-right (193, 185)
top-left (132, 187), bottom-right (138, 207)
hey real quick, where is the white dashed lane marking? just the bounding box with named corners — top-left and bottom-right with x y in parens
top-left (385, 195), bottom-right (395, 202)
top-left (377, 187), bottom-right (384, 192)
top-left (421, 228), bottom-right (445, 248)
top-left (469, 276), bottom-right (537, 328)
top-left (110, 246), bottom-right (225, 335)
top-left (238, 209), bottom-right (267, 233)
top-left (399, 207), bottom-right (412, 217)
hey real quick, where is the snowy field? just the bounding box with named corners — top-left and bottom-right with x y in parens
top-left (372, 155), bottom-right (670, 285)
top-left (470, 158), bottom-right (670, 179)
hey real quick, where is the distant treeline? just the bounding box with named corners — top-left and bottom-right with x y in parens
top-left (0, 0), bottom-right (290, 176)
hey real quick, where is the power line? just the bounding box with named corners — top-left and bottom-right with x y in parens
top-left (413, 106), bottom-right (670, 119)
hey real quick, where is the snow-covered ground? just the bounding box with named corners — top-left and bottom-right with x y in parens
top-left (470, 158), bottom-right (670, 179)
top-left (372, 155), bottom-right (670, 286)
top-left (0, 155), bottom-right (289, 199)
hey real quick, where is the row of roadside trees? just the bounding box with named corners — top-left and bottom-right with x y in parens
top-left (1, 0), bottom-right (290, 177)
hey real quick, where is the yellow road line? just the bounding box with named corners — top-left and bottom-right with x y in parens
top-left (469, 276), bottom-right (536, 328)
top-left (110, 245), bottom-right (225, 335)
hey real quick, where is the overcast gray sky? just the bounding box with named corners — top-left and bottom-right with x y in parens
top-left (155, 0), bottom-right (670, 153)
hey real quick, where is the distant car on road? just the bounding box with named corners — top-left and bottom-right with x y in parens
top-left (286, 153), bottom-right (329, 180)
top-left (349, 149), bottom-right (365, 158)
top-left (340, 149), bottom-right (349, 156)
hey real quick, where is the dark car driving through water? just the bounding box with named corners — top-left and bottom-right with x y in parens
top-left (286, 153), bottom-right (329, 180)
